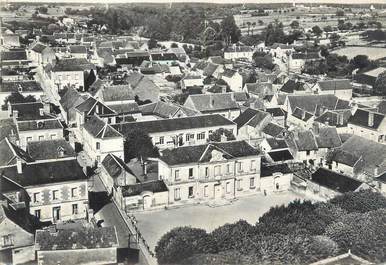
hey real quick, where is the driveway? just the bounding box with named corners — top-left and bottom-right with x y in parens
top-left (134, 191), bottom-right (307, 251)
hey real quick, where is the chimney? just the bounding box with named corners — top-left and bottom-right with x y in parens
top-left (12, 110), bottom-right (18, 119)
top-left (143, 161), bottom-right (148, 175)
top-left (209, 95), bottom-right (214, 108)
top-left (39, 108), bottom-right (44, 116)
top-left (293, 130), bottom-right (299, 140)
top-left (230, 93), bottom-right (235, 101)
top-left (301, 110), bottom-right (306, 120)
top-left (313, 122), bottom-right (320, 134)
top-left (374, 165), bottom-right (379, 177)
top-left (338, 112), bottom-right (344, 126)
top-left (368, 112), bottom-right (374, 127)
top-left (16, 158), bottom-right (23, 174)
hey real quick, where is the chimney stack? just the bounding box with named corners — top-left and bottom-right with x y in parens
top-left (12, 110), bottom-right (18, 119)
top-left (368, 112), bottom-right (374, 127)
top-left (374, 165), bottom-right (379, 177)
top-left (16, 158), bottom-right (22, 174)
top-left (143, 161), bottom-right (148, 175)
top-left (338, 112), bottom-right (344, 126)
top-left (39, 108), bottom-right (44, 116)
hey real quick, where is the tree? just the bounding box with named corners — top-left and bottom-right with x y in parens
top-left (329, 190), bottom-right (386, 213)
top-left (323, 25), bottom-right (333, 33)
top-left (208, 128), bottom-right (236, 142)
top-left (2, 92), bottom-right (36, 110)
top-left (148, 37), bottom-right (158, 50)
top-left (155, 227), bottom-right (217, 264)
top-left (38, 6), bottom-right (48, 14)
top-left (375, 71), bottom-right (386, 95)
top-left (253, 51), bottom-right (275, 70)
top-left (123, 128), bottom-right (159, 162)
top-left (290, 20), bottom-right (300, 30)
top-left (170, 42), bottom-right (178, 48)
top-left (336, 10), bottom-right (345, 17)
top-left (220, 15), bottom-right (241, 44)
top-left (312, 25), bottom-right (323, 37)
top-left (350, 55), bottom-right (370, 70)
top-left (264, 20), bottom-right (286, 45)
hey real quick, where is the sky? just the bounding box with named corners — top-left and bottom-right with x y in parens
top-left (4, 0), bottom-right (386, 4)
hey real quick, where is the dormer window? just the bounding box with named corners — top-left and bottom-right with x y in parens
top-left (37, 121), bottom-right (44, 129)
top-left (57, 146), bottom-right (65, 157)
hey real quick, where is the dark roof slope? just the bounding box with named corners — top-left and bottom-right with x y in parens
top-left (160, 140), bottom-right (259, 165)
top-left (112, 114), bottom-right (235, 136)
top-left (1, 160), bottom-right (87, 187)
top-left (35, 227), bottom-right (118, 250)
top-left (26, 139), bottom-right (76, 161)
top-left (311, 168), bottom-right (363, 193)
top-left (348, 109), bottom-right (385, 130)
top-left (261, 163), bottom-right (292, 177)
top-left (318, 79), bottom-right (352, 91)
top-left (122, 180), bottom-right (168, 196)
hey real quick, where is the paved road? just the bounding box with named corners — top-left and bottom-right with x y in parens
top-left (92, 174), bottom-right (132, 248)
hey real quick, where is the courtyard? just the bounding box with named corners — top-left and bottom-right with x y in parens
top-left (134, 191), bottom-right (307, 251)
top-left (332, 46), bottom-right (386, 60)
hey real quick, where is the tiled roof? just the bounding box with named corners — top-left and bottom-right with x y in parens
top-left (0, 138), bottom-right (32, 167)
top-left (185, 94), bottom-right (239, 113)
top-left (266, 138), bottom-right (288, 150)
top-left (295, 130), bottom-right (318, 151)
top-left (139, 101), bottom-right (198, 118)
top-left (265, 107), bottom-right (285, 117)
top-left (101, 85), bottom-right (135, 102)
top-left (203, 63), bottom-right (219, 77)
top-left (113, 114), bottom-right (235, 136)
top-left (151, 53), bottom-right (178, 61)
top-left (83, 116), bottom-right (121, 139)
top-left (338, 135), bottom-right (386, 175)
top-left (1, 160), bottom-right (87, 187)
top-left (26, 139), bottom-right (76, 161)
top-left (292, 52), bottom-right (320, 60)
top-left (52, 58), bottom-right (95, 72)
top-left (262, 122), bottom-right (285, 138)
top-left (1, 81), bottom-right (43, 93)
top-left (224, 46), bottom-right (253, 53)
top-left (31, 43), bottom-right (47, 53)
top-left (268, 149), bottom-right (294, 162)
top-left (10, 102), bottom-right (54, 121)
top-left (315, 127), bottom-right (342, 149)
top-left (59, 87), bottom-right (85, 112)
top-left (222, 69), bottom-right (238, 78)
top-left (69, 45), bottom-right (87, 54)
top-left (102, 154), bottom-right (136, 180)
top-left (1, 51), bottom-right (27, 61)
top-left (348, 108), bottom-right (385, 130)
top-left (287, 94), bottom-right (340, 114)
top-left (75, 97), bottom-right (115, 115)
top-left (318, 79), bottom-right (352, 91)
top-left (245, 82), bottom-right (273, 97)
top-left (377, 101), bottom-right (386, 115)
top-left (35, 227), bottom-right (118, 250)
top-left (292, 107), bottom-right (314, 121)
top-left (280, 80), bottom-right (305, 93)
top-left (261, 163), bottom-right (292, 177)
top-left (311, 168), bottom-right (363, 193)
top-left (122, 180), bottom-right (168, 196)
top-left (233, 108), bottom-right (268, 129)
top-left (159, 140), bottom-right (259, 165)
top-left (109, 102), bottom-right (140, 114)
top-left (314, 110), bottom-right (352, 127)
top-left (17, 119), bottom-right (63, 131)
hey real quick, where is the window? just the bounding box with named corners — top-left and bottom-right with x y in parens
top-left (52, 190), bottom-right (59, 200)
top-left (97, 156), bottom-right (101, 162)
top-left (96, 142), bottom-right (100, 150)
top-left (33, 192), bottom-right (40, 203)
top-left (205, 167), bottom-right (209, 178)
top-left (35, 209), bottom-right (41, 219)
top-left (26, 137), bottom-right (32, 142)
top-left (226, 182), bottom-right (231, 193)
top-left (175, 170), bottom-right (180, 181)
top-left (250, 160), bottom-right (257, 171)
top-left (197, 132), bottom-right (205, 140)
top-left (188, 186), bottom-right (194, 198)
top-left (39, 135), bottom-right (44, 141)
top-left (186, 134), bottom-right (190, 142)
top-left (50, 134), bottom-right (56, 139)
top-left (159, 136), bottom-right (164, 145)
top-left (174, 188), bottom-right (181, 200)
top-left (2, 235), bottom-right (13, 247)
top-left (72, 204), bottom-right (78, 215)
top-left (237, 162), bottom-right (243, 172)
top-left (71, 187), bottom-right (77, 198)
top-left (237, 179), bottom-right (242, 190)
top-left (188, 168), bottom-right (193, 179)
top-left (214, 165), bottom-right (221, 176)
top-left (306, 150), bottom-right (310, 156)
top-left (250, 177), bottom-right (255, 188)
top-left (204, 185), bottom-right (208, 197)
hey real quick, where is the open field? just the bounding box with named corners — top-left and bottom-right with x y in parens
top-left (134, 191), bottom-right (307, 251)
top-left (332, 46), bottom-right (386, 60)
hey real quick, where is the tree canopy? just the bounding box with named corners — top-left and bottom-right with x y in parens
top-left (208, 128), bottom-right (236, 142)
top-left (155, 190), bottom-right (386, 264)
top-left (2, 92), bottom-right (37, 111)
top-left (123, 128), bottom-right (159, 162)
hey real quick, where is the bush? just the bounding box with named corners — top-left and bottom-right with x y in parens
top-left (155, 227), bottom-right (217, 264)
top-left (329, 190), bottom-right (386, 213)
